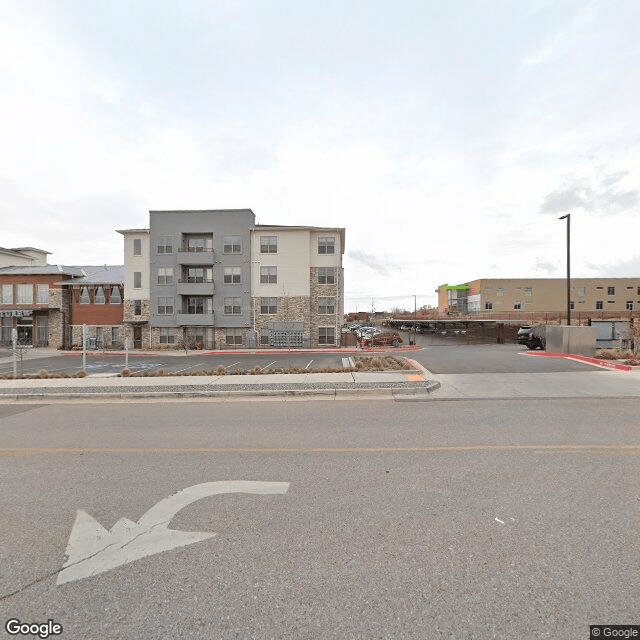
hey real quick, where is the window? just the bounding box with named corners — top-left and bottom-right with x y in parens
top-left (318, 297), bottom-right (335, 314)
top-left (260, 236), bottom-right (277, 253)
top-left (159, 328), bottom-right (175, 344)
top-left (157, 236), bottom-right (173, 254)
top-left (524, 287), bottom-right (532, 296)
top-left (569, 301), bottom-right (575, 310)
top-left (16, 284), bottom-right (33, 304)
top-left (637, 286), bottom-right (640, 295)
top-left (94, 286), bottom-right (106, 304)
top-left (318, 327), bottom-right (335, 345)
top-left (1, 317), bottom-right (11, 343)
top-left (96, 327), bottom-right (103, 345)
top-left (133, 272), bottom-right (142, 289)
top-left (627, 301), bottom-right (634, 311)
top-left (485, 301), bottom-right (493, 310)
top-left (223, 235), bottom-right (241, 253)
top-left (157, 267), bottom-right (174, 285)
top-left (184, 267), bottom-right (212, 283)
top-left (36, 316), bottom-right (48, 346)
top-left (260, 297), bottom-right (277, 314)
top-left (318, 267), bottom-right (336, 284)
top-left (226, 328), bottom-right (243, 345)
top-left (497, 288), bottom-right (505, 297)
top-left (80, 287), bottom-right (90, 304)
top-left (596, 301), bottom-right (603, 310)
top-left (157, 297), bottom-right (174, 314)
top-left (607, 286), bottom-right (615, 295)
top-left (223, 267), bottom-right (241, 284)
top-left (111, 327), bottom-right (120, 344)
top-left (223, 297), bottom-right (241, 315)
top-left (110, 287), bottom-right (122, 304)
top-left (260, 266), bottom-right (277, 284)
top-left (318, 236), bottom-right (335, 254)
top-left (186, 297), bottom-right (212, 314)
top-left (134, 300), bottom-right (142, 315)
top-left (514, 301), bottom-right (521, 310)
top-left (260, 332), bottom-right (269, 345)
top-left (185, 236), bottom-right (212, 252)
top-left (133, 239), bottom-right (142, 256)
top-left (1, 284), bottom-right (13, 304)
top-left (37, 284), bottom-right (49, 304)
top-left (578, 287), bottom-right (586, 297)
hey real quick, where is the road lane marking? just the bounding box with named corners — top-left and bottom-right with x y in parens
top-left (2, 444), bottom-right (640, 457)
top-left (57, 480), bottom-right (290, 585)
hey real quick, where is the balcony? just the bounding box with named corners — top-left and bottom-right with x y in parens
top-left (176, 280), bottom-right (215, 296)
top-left (177, 248), bottom-right (214, 265)
top-left (176, 312), bottom-right (215, 326)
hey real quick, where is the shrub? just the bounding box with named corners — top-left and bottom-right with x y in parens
top-left (74, 370), bottom-right (87, 378)
top-left (36, 369), bottom-right (50, 379)
top-left (121, 368), bottom-right (131, 377)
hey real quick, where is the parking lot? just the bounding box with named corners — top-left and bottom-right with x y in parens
top-left (0, 351), bottom-right (350, 377)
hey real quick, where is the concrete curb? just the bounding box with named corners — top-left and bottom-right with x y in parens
top-left (524, 351), bottom-right (633, 372)
top-left (0, 385), bottom-right (428, 403)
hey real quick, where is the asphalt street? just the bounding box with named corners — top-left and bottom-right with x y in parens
top-left (1, 398), bottom-right (638, 639)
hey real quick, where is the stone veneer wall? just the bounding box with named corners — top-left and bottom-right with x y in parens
top-left (70, 324), bottom-right (125, 349)
top-left (48, 288), bottom-right (70, 349)
top-left (309, 267), bottom-right (340, 347)
top-left (251, 296), bottom-right (310, 347)
top-left (122, 299), bottom-right (151, 349)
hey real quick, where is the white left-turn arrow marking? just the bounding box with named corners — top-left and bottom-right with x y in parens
top-left (57, 480), bottom-right (289, 585)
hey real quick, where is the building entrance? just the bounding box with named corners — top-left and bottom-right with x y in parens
top-left (16, 315), bottom-right (33, 345)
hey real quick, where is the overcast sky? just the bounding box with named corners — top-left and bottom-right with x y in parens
top-left (1, 0), bottom-right (638, 310)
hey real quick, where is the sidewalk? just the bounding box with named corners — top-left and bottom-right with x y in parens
top-left (0, 367), bottom-right (440, 403)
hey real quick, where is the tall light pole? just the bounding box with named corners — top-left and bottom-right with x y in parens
top-left (413, 295), bottom-right (417, 345)
top-left (559, 213), bottom-right (571, 326)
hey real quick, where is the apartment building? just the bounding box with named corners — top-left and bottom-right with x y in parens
top-left (437, 278), bottom-right (640, 315)
top-left (251, 226), bottom-right (344, 347)
top-left (119, 210), bottom-right (345, 349)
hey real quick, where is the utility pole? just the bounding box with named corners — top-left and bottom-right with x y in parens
top-left (559, 214), bottom-right (571, 326)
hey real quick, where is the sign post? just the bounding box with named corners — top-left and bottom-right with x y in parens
top-left (124, 336), bottom-right (131, 369)
top-left (12, 328), bottom-right (17, 378)
top-left (82, 324), bottom-right (87, 373)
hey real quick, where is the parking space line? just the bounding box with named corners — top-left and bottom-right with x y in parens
top-left (225, 362), bottom-right (241, 370)
top-left (261, 360), bottom-right (277, 371)
top-left (305, 360), bottom-right (313, 369)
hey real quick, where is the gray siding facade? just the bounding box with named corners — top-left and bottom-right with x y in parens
top-left (149, 210), bottom-right (255, 335)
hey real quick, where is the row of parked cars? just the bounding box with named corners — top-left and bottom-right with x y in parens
top-left (345, 324), bottom-right (404, 347)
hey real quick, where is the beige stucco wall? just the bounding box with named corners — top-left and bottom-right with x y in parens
top-left (120, 231), bottom-right (150, 300)
top-left (251, 229), bottom-right (311, 297)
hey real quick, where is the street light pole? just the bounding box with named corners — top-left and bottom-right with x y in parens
top-left (413, 295), bottom-right (417, 346)
top-left (559, 213), bottom-right (571, 326)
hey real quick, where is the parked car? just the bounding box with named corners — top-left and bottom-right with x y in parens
top-left (517, 325), bottom-right (545, 350)
top-left (361, 332), bottom-right (404, 347)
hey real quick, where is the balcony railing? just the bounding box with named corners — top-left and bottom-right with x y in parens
top-left (176, 280), bottom-right (215, 296)
top-left (176, 312), bottom-right (215, 326)
top-left (177, 249), bottom-right (214, 265)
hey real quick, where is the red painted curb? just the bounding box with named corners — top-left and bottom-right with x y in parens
top-left (58, 346), bottom-right (422, 358)
top-left (525, 351), bottom-right (632, 372)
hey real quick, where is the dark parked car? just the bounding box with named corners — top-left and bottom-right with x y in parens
top-left (517, 325), bottom-right (545, 350)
